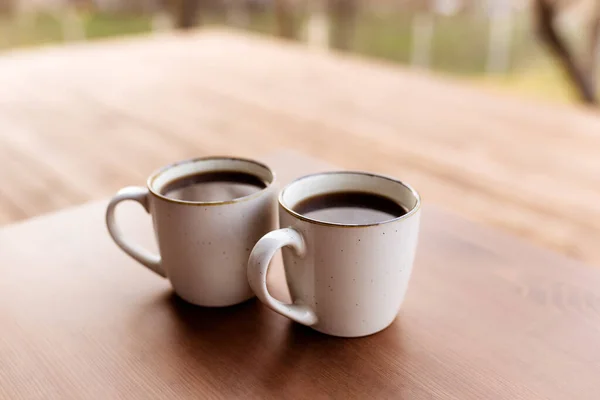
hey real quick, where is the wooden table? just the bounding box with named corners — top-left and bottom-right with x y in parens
top-left (0, 29), bottom-right (599, 265)
top-left (1, 151), bottom-right (599, 400)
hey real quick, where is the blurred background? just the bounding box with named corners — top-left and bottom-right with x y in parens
top-left (0, 0), bottom-right (598, 104)
top-left (0, 0), bottom-right (599, 266)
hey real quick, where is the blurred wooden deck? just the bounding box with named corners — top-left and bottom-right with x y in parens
top-left (0, 29), bottom-right (599, 265)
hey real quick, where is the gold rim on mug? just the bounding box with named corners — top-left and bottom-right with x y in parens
top-left (147, 156), bottom-right (276, 206)
top-left (278, 171), bottom-right (421, 228)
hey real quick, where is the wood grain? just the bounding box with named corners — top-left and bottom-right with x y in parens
top-left (0, 151), bottom-right (599, 400)
top-left (0, 30), bottom-right (599, 265)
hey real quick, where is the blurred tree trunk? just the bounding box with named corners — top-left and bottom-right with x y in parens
top-left (411, 12), bottom-right (435, 68)
top-left (224, 0), bottom-right (249, 28)
top-left (0, 0), bottom-right (15, 48)
top-left (305, 0), bottom-right (329, 49)
top-left (328, 0), bottom-right (358, 51)
top-left (534, 0), bottom-right (598, 104)
top-left (175, 0), bottom-right (203, 29)
top-left (151, 0), bottom-right (173, 31)
top-left (274, 0), bottom-right (296, 39)
top-left (486, 9), bottom-right (514, 75)
top-left (586, 0), bottom-right (600, 89)
top-left (0, 0), bottom-right (13, 15)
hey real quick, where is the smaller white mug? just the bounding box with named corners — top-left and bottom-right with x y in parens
top-left (106, 157), bottom-right (276, 307)
top-left (248, 171), bottom-right (421, 337)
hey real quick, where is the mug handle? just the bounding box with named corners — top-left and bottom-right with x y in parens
top-left (105, 186), bottom-right (166, 278)
top-left (248, 228), bottom-right (318, 326)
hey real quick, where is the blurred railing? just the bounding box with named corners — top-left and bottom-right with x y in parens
top-left (0, 0), bottom-right (597, 102)
top-left (0, 1), bottom-right (539, 73)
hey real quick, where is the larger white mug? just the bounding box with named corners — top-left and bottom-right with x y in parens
top-left (106, 157), bottom-right (276, 307)
top-left (248, 171), bottom-right (421, 337)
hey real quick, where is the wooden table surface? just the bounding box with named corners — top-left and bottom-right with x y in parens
top-left (0, 151), bottom-right (599, 400)
top-left (0, 29), bottom-right (599, 266)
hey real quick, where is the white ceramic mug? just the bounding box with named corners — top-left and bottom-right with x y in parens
top-left (248, 171), bottom-right (421, 337)
top-left (106, 157), bottom-right (276, 307)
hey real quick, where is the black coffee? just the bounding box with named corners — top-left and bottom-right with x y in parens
top-left (293, 191), bottom-right (408, 225)
top-left (161, 171), bottom-right (267, 202)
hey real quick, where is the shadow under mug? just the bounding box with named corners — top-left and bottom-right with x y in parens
top-left (248, 171), bottom-right (421, 337)
top-left (106, 156), bottom-right (277, 307)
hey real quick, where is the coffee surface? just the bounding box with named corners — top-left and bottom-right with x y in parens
top-left (293, 191), bottom-right (407, 225)
top-left (161, 171), bottom-right (266, 202)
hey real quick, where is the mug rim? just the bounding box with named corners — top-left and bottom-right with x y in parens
top-left (146, 156), bottom-right (275, 206)
top-left (279, 171), bottom-right (421, 228)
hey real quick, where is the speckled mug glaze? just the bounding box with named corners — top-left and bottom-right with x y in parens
top-left (106, 157), bottom-right (276, 307)
top-left (248, 171), bottom-right (421, 337)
